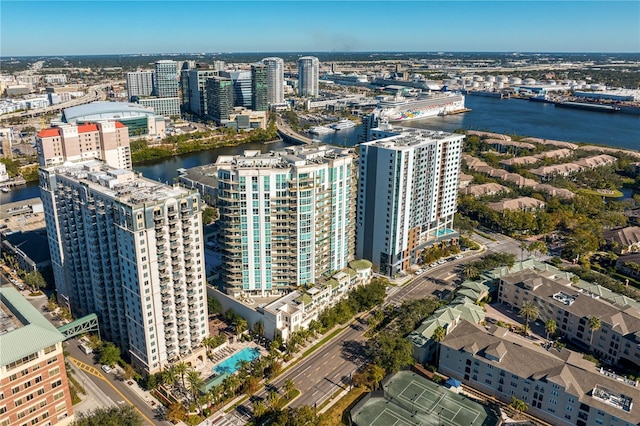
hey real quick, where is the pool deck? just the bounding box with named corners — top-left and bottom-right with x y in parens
top-left (196, 340), bottom-right (266, 391)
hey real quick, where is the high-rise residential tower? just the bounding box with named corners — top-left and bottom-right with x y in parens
top-left (297, 56), bottom-right (320, 97)
top-left (357, 126), bottom-right (464, 276)
top-left (216, 145), bottom-right (356, 296)
top-left (206, 76), bottom-right (234, 124)
top-left (153, 60), bottom-right (179, 98)
top-left (39, 161), bottom-right (208, 373)
top-left (35, 121), bottom-right (131, 169)
top-left (261, 57), bottom-right (285, 104)
top-left (251, 64), bottom-right (268, 111)
top-left (125, 71), bottom-right (154, 98)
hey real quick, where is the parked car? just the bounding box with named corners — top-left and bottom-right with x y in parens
top-left (101, 365), bottom-right (112, 374)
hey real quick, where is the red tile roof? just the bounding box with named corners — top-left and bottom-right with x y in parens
top-left (37, 128), bottom-right (61, 138)
top-left (77, 124), bottom-right (99, 133)
top-left (115, 121), bottom-right (126, 129)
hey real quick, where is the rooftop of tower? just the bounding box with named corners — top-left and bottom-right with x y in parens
top-left (0, 287), bottom-right (65, 366)
top-left (215, 144), bottom-right (355, 170)
top-left (45, 160), bottom-right (197, 206)
top-left (365, 126), bottom-right (464, 149)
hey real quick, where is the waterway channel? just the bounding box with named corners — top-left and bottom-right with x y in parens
top-left (2, 95), bottom-right (638, 205)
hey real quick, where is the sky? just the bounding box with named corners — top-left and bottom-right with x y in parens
top-left (1, 1), bottom-right (639, 56)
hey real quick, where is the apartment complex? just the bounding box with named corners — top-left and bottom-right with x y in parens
top-left (251, 64), bottom-right (268, 112)
top-left (297, 56), bottom-right (320, 97)
top-left (0, 288), bottom-right (74, 426)
top-left (357, 126), bottom-right (464, 276)
top-left (497, 268), bottom-right (640, 368)
top-left (125, 71), bottom-right (154, 98)
top-left (440, 320), bottom-right (640, 426)
top-left (262, 57), bottom-right (285, 104)
top-left (215, 144), bottom-right (356, 296)
top-left (39, 161), bottom-right (208, 373)
top-left (35, 121), bottom-right (131, 169)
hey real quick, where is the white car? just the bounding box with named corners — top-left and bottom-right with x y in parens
top-left (455, 254), bottom-right (463, 260)
top-left (438, 259), bottom-right (446, 265)
top-left (101, 365), bottom-right (112, 374)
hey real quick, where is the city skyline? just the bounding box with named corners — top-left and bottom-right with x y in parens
top-left (1, 1), bottom-right (638, 56)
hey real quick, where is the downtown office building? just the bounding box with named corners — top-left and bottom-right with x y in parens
top-left (357, 126), bottom-right (464, 277)
top-left (125, 70), bottom-right (154, 98)
top-left (216, 145), bottom-right (356, 296)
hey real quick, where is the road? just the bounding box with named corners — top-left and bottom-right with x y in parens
top-left (66, 342), bottom-right (170, 425)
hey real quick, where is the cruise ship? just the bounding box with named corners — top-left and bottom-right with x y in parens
top-left (376, 92), bottom-right (466, 122)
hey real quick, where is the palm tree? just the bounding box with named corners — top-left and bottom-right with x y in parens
top-left (544, 319), bottom-right (557, 345)
top-left (589, 316), bottom-right (601, 346)
top-left (162, 366), bottom-right (178, 392)
top-left (510, 397), bottom-right (528, 419)
top-left (174, 361), bottom-right (190, 390)
top-left (267, 389), bottom-right (279, 409)
top-left (186, 370), bottom-right (204, 407)
top-left (519, 301), bottom-right (539, 335)
top-left (284, 378), bottom-right (296, 396)
top-left (253, 320), bottom-right (265, 337)
top-left (432, 325), bottom-right (447, 367)
top-left (253, 400), bottom-right (267, 418)
top-left (462, 264), bottom-right (479, 280)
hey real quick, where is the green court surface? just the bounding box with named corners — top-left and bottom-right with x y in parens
top-left (351, 371), bottom-right (497, 426)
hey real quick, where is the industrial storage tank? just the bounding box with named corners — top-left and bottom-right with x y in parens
top-left (485, 75), bottom-right (496, 83)
top-left (523, 78), bottom-right (536, 85)
top-left (496, 75), bottom-right (509, 83)
top-left (473, 75), bottom-right (484, 82)
top-left (509, 77), bottom-right (522, 85)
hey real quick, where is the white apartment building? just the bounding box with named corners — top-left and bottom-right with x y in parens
top-left (126, 71), bottom-right (154, 98)
top-left (35, 121), bottom-right (131, 169)
top-left (357, 126), bottom-right (464, 276)
top-left (262, 57), bottom-right (285, 104)
top-left (215, 144), bottom-right (356, 296)
top-left (39, 161), bottom-right (208, 373)
top-left (297, 56), bottom-right (320, 97)
top-left (440, 320), bottom-right (640, 426)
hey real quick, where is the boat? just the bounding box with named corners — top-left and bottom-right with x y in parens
top-left (1, 187), bottom-right (9, 193)
top-left (554, 101), bottom-right (620, 113)
top-left (308, 126), bottom-right (334, 135)
top-left (376, 92), bottom-right (466, 122)
top-left (329, 119), bottom-right (356, 131)
top-left (529, 95), bottom-right (552, 103)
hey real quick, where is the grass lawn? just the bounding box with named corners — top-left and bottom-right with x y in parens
top-left (578, 188), bottom-right (624, 198)
top-left (318, 386), bottom-right (366, 426)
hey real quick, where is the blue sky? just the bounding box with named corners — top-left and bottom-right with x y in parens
top-left (1, 1), bottom-right (638, 56)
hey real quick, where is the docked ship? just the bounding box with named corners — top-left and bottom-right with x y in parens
top-left (308, 126), bottom-right (334, 135)
top-left (330, 119), bottom-right (356, 130)
top-left (554, 101), bottom-right (620, 113)
top-left (376, 92), bottom-right (466, 122)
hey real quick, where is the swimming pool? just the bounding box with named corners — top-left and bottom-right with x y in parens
top-left (213, 347), bottom-right (260, 375)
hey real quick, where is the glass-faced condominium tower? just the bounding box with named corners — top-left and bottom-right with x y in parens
top-left (297, 56), bottom-right (319, 97)
top-left (216, 145), bottom-right (356, 296)
top-left (39, 161), bottom-right (208, 373)
top-left (261, 57), bottom-right (285, 104)
top-left (357, 126), bottom-right (464, 277)
top-left (153, 60), bottom-right (179, 98)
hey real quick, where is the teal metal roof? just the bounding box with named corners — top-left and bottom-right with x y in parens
top-left (0, 288), bottom-right (64, 366)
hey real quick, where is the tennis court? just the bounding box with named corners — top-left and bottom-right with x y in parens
top-left (351, 371), bottom-right (496, 426)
